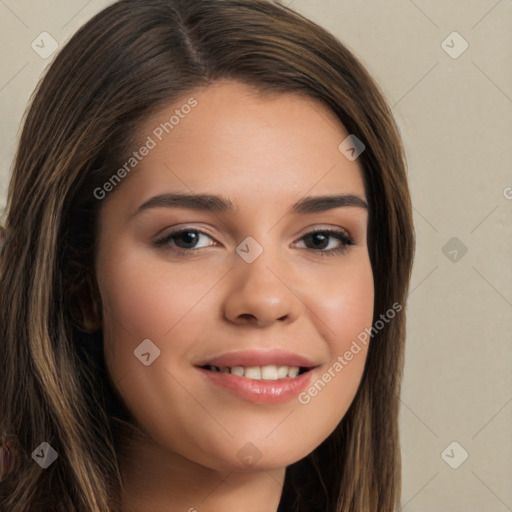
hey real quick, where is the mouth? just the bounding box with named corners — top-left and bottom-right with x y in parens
top-left (199, 364), bottom-right (312, 380)
top-left (193, 349), bottom-right (319, 404)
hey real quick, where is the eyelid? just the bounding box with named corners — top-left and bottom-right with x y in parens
top-left (297, 224), bottom-right (353, 240)
top-left (153, 222), bottom-right (354, 239)
top-left (151, 225), bottom-right (218, 250)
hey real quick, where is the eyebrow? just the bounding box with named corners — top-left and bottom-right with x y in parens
top-left (134, 192), bottom-right (368, 216)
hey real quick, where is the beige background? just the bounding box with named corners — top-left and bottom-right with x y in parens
top-left (1, 1), bottom-right (511, 510)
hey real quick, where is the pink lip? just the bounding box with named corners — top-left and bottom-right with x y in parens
top-left (196, 348), bottom-right (318, 369)
top-left (196, 366), bottom-right (316, 404)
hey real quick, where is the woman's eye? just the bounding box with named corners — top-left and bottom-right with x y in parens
top-left (295, 229), bottom-right (355, 256)
top-left (151, 228), bottom-right (354, 257)
top-left (152, 229), bottom-right (215, 252)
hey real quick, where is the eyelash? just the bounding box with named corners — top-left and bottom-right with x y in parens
top-left (152, 227), bottom-right (355, 257)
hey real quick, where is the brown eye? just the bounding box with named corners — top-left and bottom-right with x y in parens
top-left (151, 227), bottom-right (354, 257)
top-left (152, 228), bottom-right (217, 254)
top-left (296, 229), bottom-right (354, 256)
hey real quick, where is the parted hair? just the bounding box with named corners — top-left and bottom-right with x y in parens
top-left (0, 1), bottom-right (415, 510)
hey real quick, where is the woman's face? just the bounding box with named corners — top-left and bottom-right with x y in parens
top-left (94, 80), bottom-right (374, 471)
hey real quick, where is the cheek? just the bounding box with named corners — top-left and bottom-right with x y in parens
top-left (290, 255), bottom-right (374, 444)
top-left (97, 246), bottom-right (214, 375)
top-left (301, 250), bottom-right (375, 352)
top-left (320, 257), bottom-right (374, 347)
top-left (96, 249), bottom-right (221, 455)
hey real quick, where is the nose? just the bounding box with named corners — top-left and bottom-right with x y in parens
top-left (221, 243), bottom-right (302, 328)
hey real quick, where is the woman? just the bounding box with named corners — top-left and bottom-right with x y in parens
top-left (0, 0), bottom-right (415, 510)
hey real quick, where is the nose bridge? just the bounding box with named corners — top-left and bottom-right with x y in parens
top-left (223, 231), bottom-right (298, 325)
top-left (235, 231), bottom-right (285, 289)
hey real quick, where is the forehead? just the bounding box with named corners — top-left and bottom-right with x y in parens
top-left (106, 80), bottom-right (366, 215)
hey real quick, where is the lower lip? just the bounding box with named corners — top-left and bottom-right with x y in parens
top-left (196, 367), bottom-right (315, 404)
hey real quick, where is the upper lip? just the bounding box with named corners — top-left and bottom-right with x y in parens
top-left (195, 349), bottom-right (319, 369)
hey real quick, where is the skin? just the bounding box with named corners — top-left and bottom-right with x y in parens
top-left (86, 80), bottom-right (374, 512)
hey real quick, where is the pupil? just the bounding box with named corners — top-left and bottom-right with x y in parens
top-left (180, 231), bottom-right (197, 248)
top-left (310, 233), bottom-right (327, 249)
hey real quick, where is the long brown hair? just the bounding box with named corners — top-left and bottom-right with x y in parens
top-left (0, 0), bottom-right (415, 510)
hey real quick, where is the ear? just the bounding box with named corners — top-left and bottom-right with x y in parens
top-left (74, 276), bottom-right (102, 333)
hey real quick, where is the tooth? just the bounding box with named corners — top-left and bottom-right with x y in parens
top-left (214, 364), bottom-right (302, 379)
top-left (260, 365), bottom-right (278, 380)
top-left (244, 366), bottom-right (261, 379)
top-left (277, 366), bottom-right (289, 378)
top-left (287, 366), bottom-right (299, 378)
top-left (230, 366), bottom-right (245, 376)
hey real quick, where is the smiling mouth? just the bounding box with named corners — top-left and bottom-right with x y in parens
top-left (199, 364), bottom-right (311, 380)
